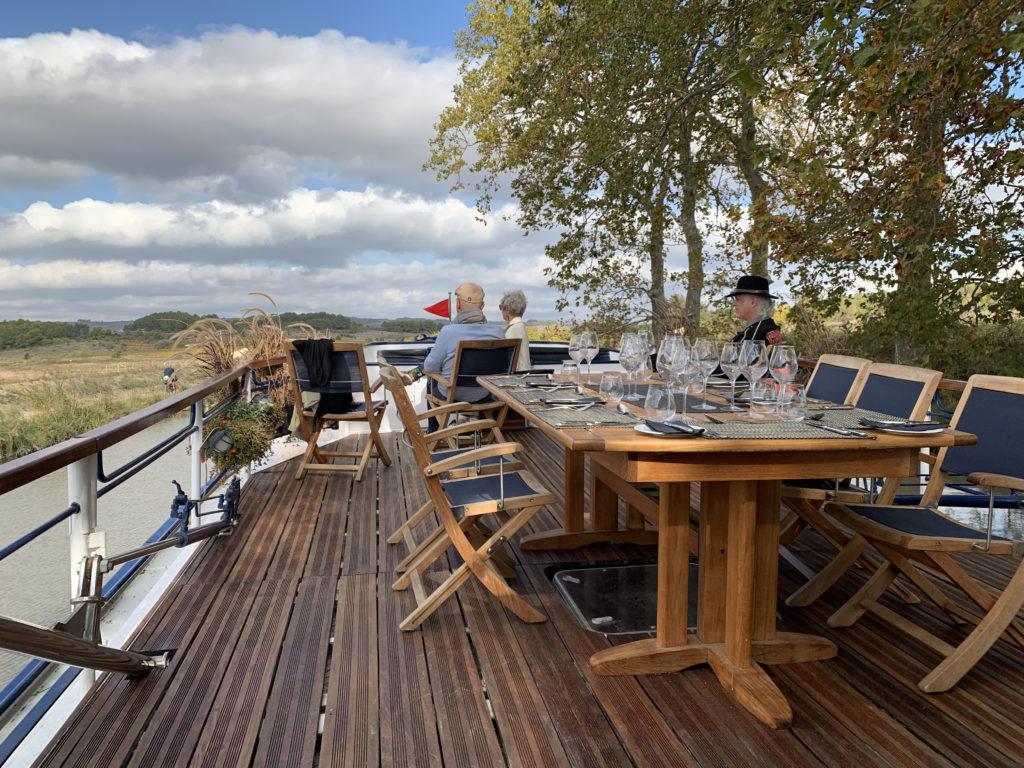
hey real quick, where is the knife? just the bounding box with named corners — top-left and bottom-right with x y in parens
top-left (806, 421), bottom-right (874, 439)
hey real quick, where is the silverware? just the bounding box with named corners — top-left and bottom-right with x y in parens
top-left (537, 402), bottom-right (596, 412)
top-left (806, 421), bottom-right (874, 439)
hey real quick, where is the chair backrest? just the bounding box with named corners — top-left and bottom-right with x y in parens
top-left (805, 354), bottom-right (871, 404)
top-left (378, 365), bottom-right (432, 469)
top-left (935, 375), bottom-right (1024, 485)
top-left (286, 340), bottom-right (373, 402)
top-left (851, 362), bottom-right (941, 420)
top-left (451, 338), bottom-right (521, 389)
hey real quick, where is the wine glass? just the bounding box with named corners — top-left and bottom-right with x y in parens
top-left (644, 385), bottom-right (675, 423)
top-left (768, 345), bottom-right (798, 411)
top-left (668, 345), bottom-right (699, 414)
top-left (599, 372), bottom-right (624, 404)
top-left (740, 340), bottom-right (768, 389)
top-left (719, 341), bottom-right (743, 412)
top-left (690, 338), bottom-right (720, 411)
top-left (618, 333), bottom-right (645, 400)
top-left (568, 333), bottom-right (584, 384)
top-left (657, 335), bottom-right (680, 380)
top-left (582, 331), bottom-right (600, 381)
top-left (641, 330), bottom-right (656, 379)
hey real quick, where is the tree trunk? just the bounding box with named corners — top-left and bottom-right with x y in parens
top-left (679, 135), bottom-right (705, 339)
top-left (733, 96), bottom-right (770, 276)
top-left (648, 175), bottom-right (670, 342)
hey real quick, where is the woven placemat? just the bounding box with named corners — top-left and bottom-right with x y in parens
top-left (531, 406), bottom-right (638, 428)
top-left (505, 386), bottom-right (582, 404)
top-left (621, 385), bottom-right (734, 414)
top-left (818, 407), bottom-right (909, 430)
top-left (703, 421), bottom-right (863, 440)
top-left (487, 374), bottom-right (552, 388)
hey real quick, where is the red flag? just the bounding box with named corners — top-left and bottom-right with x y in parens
top-left (423, 297), bottom-right (450, 319)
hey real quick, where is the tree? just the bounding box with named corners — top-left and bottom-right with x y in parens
top-left (768, 0), bottom-right (1024, 363)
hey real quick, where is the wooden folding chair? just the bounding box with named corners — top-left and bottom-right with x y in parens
top-left (782, 362), bottom-right (942, 606)
top-left (377, 365), bottom-right (525, 571)
top-left (822, 374), bottom-right (1024, 692)
top-left (286, 341), bottom-right (391, 482)
top-left (804, 354), bottom-right (872, 406)
top-left (393, 442), bottom-right (554, 630)
top-left (424, 338), bottom-right (521, 433)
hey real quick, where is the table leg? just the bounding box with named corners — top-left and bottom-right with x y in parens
top-left (591, 478), bottom-right (835, 730)
top-left (520, 450), bottom-right (658, 550)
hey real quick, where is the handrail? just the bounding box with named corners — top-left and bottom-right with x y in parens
top-left (0, 361), bottom-right (250, 496)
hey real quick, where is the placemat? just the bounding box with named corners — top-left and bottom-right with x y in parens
top-left (703, 421), bottom-right (863, 440)
top-left (818, 407), bottom-right (909, 430)
top-left (530, 406), bottom-right (639, 428)
top-left (486, 374), bottom-right (553, 388)
top-left (507, 389), bottom-right (594, 405)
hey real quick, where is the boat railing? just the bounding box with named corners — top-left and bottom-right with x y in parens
top-left (0, 359), bottom-right (285, 755)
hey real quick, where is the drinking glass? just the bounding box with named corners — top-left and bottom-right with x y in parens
top-left (618, 333), bottom-right (645, 400)
top-left (560, 360), bottom-right (578, 382)
top-left (739, 339), bottom-right (768, 389)
top-left (669, 346), bottom-right (699, 414)
top-left (749, 380), bottom-right (776, 419)
top-left (644, 385), bottom-right (676, 423)
top-left (778, 383), bottom-right (806, 420)
top-left (657, 335), bottom-right (682, 380)
top-left (599, 372), bottom-right (624, 404)
top-left (768, 345), bottom-right (798, 412)
top-left (568, 334), bottom-right (584, 384)
top-left (582, 331), bottom-right (600, 380)
top-left (719, 341), bottom-right (743, 412)
top-left (690, 338), bottom-right (720, 411)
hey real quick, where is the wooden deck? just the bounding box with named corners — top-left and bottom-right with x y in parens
top-left (33, 429), bottom-right (1024, 767)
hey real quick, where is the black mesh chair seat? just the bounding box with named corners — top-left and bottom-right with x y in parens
top-left (442, 472), bottom-right (543, 516)
top-left (807, 363), bottom-right (860, 405)
top-left (842, 503), bottom-right (1008, 544)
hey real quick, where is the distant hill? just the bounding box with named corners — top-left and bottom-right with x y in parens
top-left (123, 311), bottom-right (204, 335)
top-left (0, 320), bottom-right (114, 350)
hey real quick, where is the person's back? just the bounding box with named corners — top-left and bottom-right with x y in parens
top-left (425, 322), bottom-right (504, 402)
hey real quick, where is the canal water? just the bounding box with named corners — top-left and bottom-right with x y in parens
top-left (0, 418), bottom-right (192, 689)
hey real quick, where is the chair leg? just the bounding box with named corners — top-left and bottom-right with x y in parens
top-left (919, 560), bottom-right (1024, 693)
top-left (828, 561), bottom-right (898, 627)
top-left (927, 552), bottom-right (1024, 649)
top-left (392, 519), bottom-right (472, 590)
top-left (369, 410), bottom-right (392, 467)
top-left (387, 500), bottom-right (433, 545)
top-left (786, 535), bottom-right (867, 607)
top-left (295, 426), bottom-right (323, 480)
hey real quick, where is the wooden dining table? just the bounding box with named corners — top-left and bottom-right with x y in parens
top-left (479, 375), bottom-right (976, 729)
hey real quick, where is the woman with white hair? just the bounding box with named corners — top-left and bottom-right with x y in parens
top-left (725, 275), bottom-right (784, 344)
top-left (499, 289), bottom-right (532, 371)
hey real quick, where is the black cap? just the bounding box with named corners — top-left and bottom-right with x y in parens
top-left (725, 275), bottom-right (779, 300)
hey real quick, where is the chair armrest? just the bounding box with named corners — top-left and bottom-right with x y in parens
top-left (423, 371), bottom-right (451, 388)
top-left (418, 402), bottom-right (474, 422)
top-left (919, 452), bottom-right (937, 465)
top-left (425, 419), bottom-right (499, 446)
top-left (966, 473), bottom-right (1024, 492)
top-left (424, 442), bottom-right (521, 477)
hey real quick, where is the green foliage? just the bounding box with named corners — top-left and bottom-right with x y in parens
top-left (277, 312), bottom-right (363, 333)
top-left (378, 318), bottom-right (444, 334)
top-left (123, 311), bottom-right (202, 335)
top-left (0, 320), bottom-right (113, 350)
top-left (202, 398), bottom-right (283, 473)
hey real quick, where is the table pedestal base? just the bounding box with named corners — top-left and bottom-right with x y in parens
top-left (589, 632), bottom-right (836, 729)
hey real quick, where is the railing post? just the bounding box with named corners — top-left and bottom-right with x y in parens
top-left (190, 401), bottom-right (204, 525)
top-left (67, 454), bottom-right (98, 690)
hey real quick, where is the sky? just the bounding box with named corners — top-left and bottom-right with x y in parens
top-left (0, 1), bottom-right (567, 321)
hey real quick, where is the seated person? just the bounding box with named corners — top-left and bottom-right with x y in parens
top-left (499, 289), bottom-right (532, 372)
top-left (725, 274), bottom-right (784, 344)
top-left (422, 282), bottom-right (504, 431)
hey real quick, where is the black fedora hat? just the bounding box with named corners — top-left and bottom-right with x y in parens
top-left (725, 274), bottom-right (779, 300)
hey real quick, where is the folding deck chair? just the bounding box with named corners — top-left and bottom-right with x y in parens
top-left (782, 361), bottom-right (942, 607)
top-left (424, 338), bottom-right (521, 433)
top-left (822, 374), bottom-right (1024, 692)
top-left (286, 341), bottom-right (390, 482)
top-left (378, 365), bottom-right (552, 630)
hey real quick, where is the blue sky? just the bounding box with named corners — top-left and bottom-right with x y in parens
top-left (0, 1), bottom-right (469, 49)
top-left (0, 2), bottom-right (567, 321)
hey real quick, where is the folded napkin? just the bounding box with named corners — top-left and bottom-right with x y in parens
top-left (644, 419), bottom-right (705, 436)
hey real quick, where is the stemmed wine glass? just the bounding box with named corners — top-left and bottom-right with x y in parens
top-left (657, 335), bottom-right (681, 380)
top-left (618, 333), bottom-right (645, 401)
top-left (768, 345), bottom-right (799, 413)
top-left (669, 345), bottom-right (699, 415)
top-left (582, 331), bottom-right (600, 382)
top-left (690, 338), bottom-right (720, 411)
top-left (719, 341), bottom-right (744, 412)
top-left (739, 339), bottom-right (768, 388)
top-left (641, 330), bottom-right (656, 381)
top-left (568, 333), bottom-right (584, 385)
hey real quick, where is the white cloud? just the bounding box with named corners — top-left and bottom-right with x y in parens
top-left (0, 187), bottom-right (534, 265)
top-left (0, 28), bottom-right (459, 199)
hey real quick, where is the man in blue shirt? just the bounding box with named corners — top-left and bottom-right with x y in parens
top-left (422, 282), bottom-right (504, 430)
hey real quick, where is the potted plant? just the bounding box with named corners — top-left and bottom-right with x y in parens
top-left (203, 396), bottom-right (283, 473)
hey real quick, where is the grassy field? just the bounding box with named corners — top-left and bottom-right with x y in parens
top-left (0, 341), bottom-right (196, 462)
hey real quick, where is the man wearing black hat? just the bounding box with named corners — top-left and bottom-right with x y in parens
top-left (726, 275), bottom-right (784, 345)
